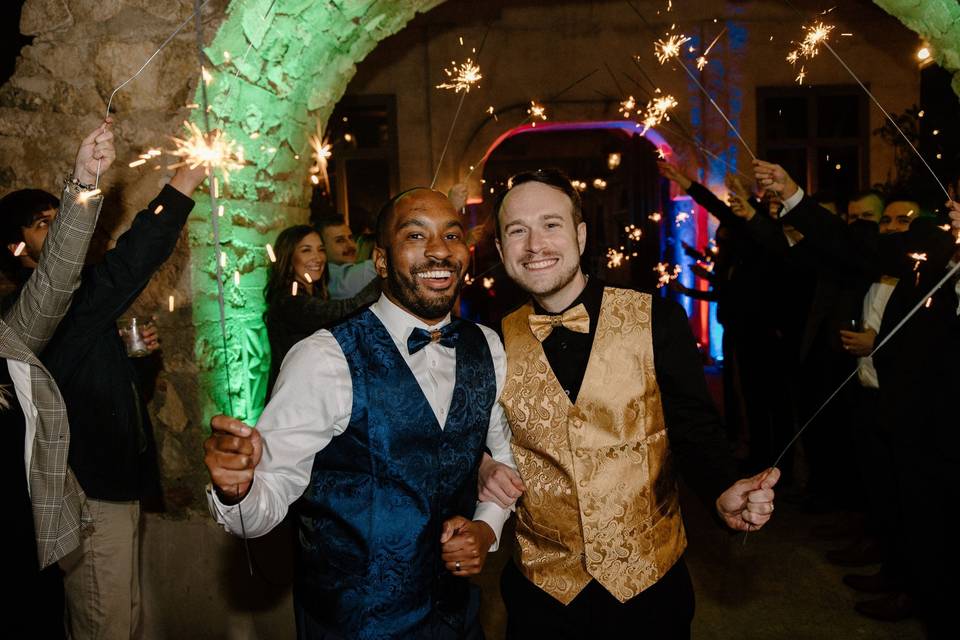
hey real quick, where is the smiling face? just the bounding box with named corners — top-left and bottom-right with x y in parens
top-left (319, 223), bottom-right (358, 265)
top-left (290, 231), bottom-right (326, 288)
top-left (373, 189), bottom-right (469, 324)
top-left (879, 200), bottom-right (918, 234)
top-left (496, 181), bottom-right (587, 311)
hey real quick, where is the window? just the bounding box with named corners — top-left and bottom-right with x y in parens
top-left (310, 95), bottom-right (399, 234)
top-left (757, 86), bottom-right (869, 201)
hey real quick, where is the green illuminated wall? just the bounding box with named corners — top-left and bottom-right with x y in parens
top-left (188, 0), bottom-right (443, 425)
top-left (874, 0), bottom-right (960, 94)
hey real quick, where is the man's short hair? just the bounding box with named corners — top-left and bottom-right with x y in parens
top-left (850, 188), bottom-right (886, 209)
top-left (493, 169), bottom-right (583, 239)
top-left (375, 187), bottom-right (431, 248)
top-left (0, 188), bottom-right (59, 246)
top-left (314, 214), bottom-right (349, 237)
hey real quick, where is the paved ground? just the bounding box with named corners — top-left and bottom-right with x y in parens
top-left (475, 492), bottom-right (925, 639)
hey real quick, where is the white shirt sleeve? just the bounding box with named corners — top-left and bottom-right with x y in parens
top-left (327, 260), bottom-right (377, 300)
top-left (207, 331), bottom-right (353, 538)
top-left (472, 326), bottom-right (517, 551)
top-left (779, 187), bottom-right (805, 217)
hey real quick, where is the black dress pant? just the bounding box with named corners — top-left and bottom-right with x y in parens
top-left (501, 556), bottom-right (694, 639)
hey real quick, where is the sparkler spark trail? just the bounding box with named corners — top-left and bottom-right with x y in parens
top-left (430, 31), bottom-right (489, 189)
top-left (607, 248), bottom-right (625, 268)
top-left (696, 27), bottom-right (727, 70)
top-left (654, 262), bottom-right (682, 288)
top-left (436, 58), bottom-right (482, 93)
top-left (527, 101), bottom-right (548, 122)
top-left (308, 121), bottom-right (332, 193)
top-left (168, 122), bottom-right (246, 178)
top-left (656, 37), bottom-right (757, 160)
top-left (654, 33), bottom-right (692, 64)
top-left (640, 94), bottom-right (678, 133)
top-left (619, 95), bottom-right (638, 118)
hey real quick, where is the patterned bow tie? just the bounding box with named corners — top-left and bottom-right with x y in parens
top-left (527, 303), bottom-right (590, 342)
top-left (407, 321), bottom-right (461, 354)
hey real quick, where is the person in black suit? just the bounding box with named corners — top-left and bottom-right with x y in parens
top-left (753, 160), bottom-right (960, 638)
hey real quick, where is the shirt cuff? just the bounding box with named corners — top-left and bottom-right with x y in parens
top-left (779, 187), bottom-right (805, 217)
top-left (473, 501), bottom-right (513, 552)
top-left (206, 480), bottom-right (257, 535)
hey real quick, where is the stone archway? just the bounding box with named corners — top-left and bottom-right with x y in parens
top-left (2, 0), bottom-right (958, 509)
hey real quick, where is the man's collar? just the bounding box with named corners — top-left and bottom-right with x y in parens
top-left (370, 292), bottom-right (451, 347)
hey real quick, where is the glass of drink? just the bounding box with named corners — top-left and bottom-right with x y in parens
top-left (118, 317), bottom-right (151, 358)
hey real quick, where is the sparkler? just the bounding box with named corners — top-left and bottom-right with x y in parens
top-left (607, 248), bottom-right (625, 268)
top-left (619, 95), bottom-right (638, 118)
top-left (431, 34), bottom-right (488, 189)
top-left (654, 262), bottom-right (682, 288)
top-left (527, 101), bottom-right (548, 123)
top-left (639, 94), bottom-right (678, 133)
top-left (94, 0), bottom-right (212, 188)
top-left (653, 37), bottom-right (757, 160)
top-left (308, 121), bottom-right (332, 194)
top-left (695, 27), bottom-right (727, 71)
top-left (168, 121), bottom-right (246, 179)
top-left (654, 34), bottom-right (691, 64)
top-left (436, 57), bottom-right (482, 93)
top-left (675, 211), bottom-right (691, 226)
top-left (648, 212), bottom-right (662, 223)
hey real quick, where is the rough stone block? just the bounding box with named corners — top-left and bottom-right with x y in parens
top-left (20, 0), bottom-right (73, 36)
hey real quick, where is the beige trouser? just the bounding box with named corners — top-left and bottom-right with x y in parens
top-left (60, 499), bottom-right (142, 640)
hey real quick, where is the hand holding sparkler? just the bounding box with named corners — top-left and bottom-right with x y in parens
top-left (74, 120), bottom-right (116, 186)
top-left (716, 467), bottom-right (780, 533)
top-left (657, 161), bottom-right (692, 190)
top-left (947, 199), bottom-right (960, 231)
top-left (169, 162), bottom-right (209, 198)
top-left (753, 160), bottom-right (799, 201)
top-left (204, 414), bottom-right (262, 504)
top-left (728, 190), bottom-right (757, 221)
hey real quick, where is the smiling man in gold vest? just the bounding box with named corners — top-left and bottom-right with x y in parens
top-left (483, 169), bottom-right (780, 638)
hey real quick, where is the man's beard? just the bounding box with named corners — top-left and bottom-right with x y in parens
top-left (508, 251), bottom-right (581, 298)
top-left (385, 252), bottom-right (463, 320)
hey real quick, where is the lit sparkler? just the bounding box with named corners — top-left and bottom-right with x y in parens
top-left (607, 248), bottom-right (625, 269)
top-left (649, 212), bottom-right (662, 223)
top-left (527, 101), bottom-right (548, 122)
top-left (625, 224), bottom-right (643, 241)
top-left (654, 33), bottom-right (692, 65)
top-left (675, 211), bottom-right (691, 226)
top-left (640, 94), bottom-right (678, 133)
top-left (654, 262), bottom-right (683, 288)
top-left (619, 95), bottom-right (638, 118)
top-left (308, 121), bottom-right (332, 193)
top-left (436, 57), bottom-right (482, 93)
top-left (169, 121), bottom-right (245, 179)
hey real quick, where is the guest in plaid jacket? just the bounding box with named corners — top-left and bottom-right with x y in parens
top-left (0, 121), bottom-right (114, 637)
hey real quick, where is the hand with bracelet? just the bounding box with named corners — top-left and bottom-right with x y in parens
top-left (69, 118), bottom-right (116, 189)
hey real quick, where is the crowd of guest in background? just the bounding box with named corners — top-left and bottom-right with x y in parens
top-left (659, 157), bottom-right (960, 638)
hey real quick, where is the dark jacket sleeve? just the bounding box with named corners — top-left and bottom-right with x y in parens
top-left (652, 297), bottom-right (737, 506)
top-left (271, 277), bottom-right (380, 335)
top-left (780, 195), bottom-right (881, 279)
top-left (48, 185), bottom-right (194, 348)
top-left (686, 182), bottom-right (740, 227)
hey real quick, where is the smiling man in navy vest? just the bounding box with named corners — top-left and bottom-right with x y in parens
top-left (481, 169), bottom-right (780, 639)
top-left (204, 187), bottom-right (515, 639)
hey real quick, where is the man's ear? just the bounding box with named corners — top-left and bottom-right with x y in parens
top-left (577, 221), bottom-right (587, 256)
top-left (373, 245), bottom-right (388, 278)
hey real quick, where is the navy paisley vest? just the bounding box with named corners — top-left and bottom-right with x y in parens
top-left (294, 309), bottom-right (496, 639)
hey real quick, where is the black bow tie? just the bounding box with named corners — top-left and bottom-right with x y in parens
top-left (407, 321), bottom-right (461, 354)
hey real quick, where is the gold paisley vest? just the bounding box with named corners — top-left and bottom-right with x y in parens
top-left (500, 287), bottom-right (687, 604)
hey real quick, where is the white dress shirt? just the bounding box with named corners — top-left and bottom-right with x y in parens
top-left (209, 293), bottom-right (516, 548)
top-left (857, 277), bottom-right (897, 389)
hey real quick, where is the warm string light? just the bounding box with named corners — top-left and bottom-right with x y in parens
top-left (13, 241), bottom-right (26, 257)
top-left (265, 243), bottom-right (276, 263)
top-left (168, 295), bottom-right (175, 313)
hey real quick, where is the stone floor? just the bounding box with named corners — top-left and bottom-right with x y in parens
top-left (142, 494), bottom-right (926, 639)
top-left (475, 493), bottom-right (925, 639)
